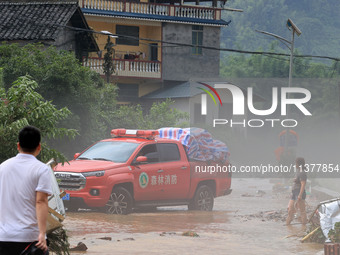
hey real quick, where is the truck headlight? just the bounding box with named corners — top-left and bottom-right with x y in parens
top-left (82, 171), bottom-right (105, 177)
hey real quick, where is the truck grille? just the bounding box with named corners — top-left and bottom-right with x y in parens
top-left (54, 172), bottom-right (86, 191)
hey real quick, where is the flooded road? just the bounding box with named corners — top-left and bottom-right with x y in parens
top-left (64, 178), bottom-right (323, 255)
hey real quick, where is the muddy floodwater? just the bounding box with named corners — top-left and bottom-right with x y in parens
top-left (64, 178), bottom-right (324, 255)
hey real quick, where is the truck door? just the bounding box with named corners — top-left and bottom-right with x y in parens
top-left (156, 143), bottom-right (191, 199)
top-left (132, 144), bottom-right (167, 201)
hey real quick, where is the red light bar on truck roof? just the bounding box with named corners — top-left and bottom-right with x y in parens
top-left (111, 129), bottom-right (159, 139)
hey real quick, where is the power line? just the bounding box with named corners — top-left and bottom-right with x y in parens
top-left (8, 14), bottom-right (340, 62)
top-left (67, 26), bottom-right (340, 62)
top-left (223, 53), bottom-right (339, 72)
top-left (136, 35), bottom-right (340, 62)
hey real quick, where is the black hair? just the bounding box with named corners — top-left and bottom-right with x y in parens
top-left (18, 126), bottom-right (41, 153)
top-left (296, 157), bottom-right (306, 171)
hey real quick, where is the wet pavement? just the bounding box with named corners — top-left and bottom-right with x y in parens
top-left (64, 178), bottom-right (324, 255)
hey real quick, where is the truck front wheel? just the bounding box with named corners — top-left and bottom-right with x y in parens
top-left (189, 185), bottom-right (214, 211)
top-left (105, 187), bottom-right (133, 215)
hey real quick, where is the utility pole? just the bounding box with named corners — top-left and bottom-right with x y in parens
top-left (256, 19), bottom-right (302, 158)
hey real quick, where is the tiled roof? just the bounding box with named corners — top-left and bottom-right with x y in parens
top-left (0, 1), bottom-right (78, 41)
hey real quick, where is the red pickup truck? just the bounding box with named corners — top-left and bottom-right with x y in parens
top-left (54, 129), bottom-right (232, 214)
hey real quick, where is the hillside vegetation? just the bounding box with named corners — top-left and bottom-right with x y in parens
top-left (221, 0), bottom-right (340, 59)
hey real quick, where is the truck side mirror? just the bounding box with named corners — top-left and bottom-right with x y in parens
top-left (136, 156), bottom-right (147, 163)
top-left (74, 153), bottom-right (80, 160)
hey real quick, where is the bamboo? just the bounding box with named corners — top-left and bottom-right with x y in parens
top-left (301, 226), bottom-right (320, 243)
top-left (48, 207), bottom-right (65, 221)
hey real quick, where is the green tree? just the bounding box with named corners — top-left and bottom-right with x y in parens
top-left (0, 43), bottom-right (116, 157)
top-left (0, 43), bottom-right (189, 158)
top-left (221, 0), bottom-right (340, 58)
top-left (220, 45), bottom-right (340, 129)
top-left (0, 75), bottom-right (77, 163)
top-left (0, 68), bottom-right (3, 87)
top-left (103, 36), bottom-right (115, 83)
top-left (113, 99), bottom-right (189, 130)
top-left (144, 99), bottom-right (189, 129)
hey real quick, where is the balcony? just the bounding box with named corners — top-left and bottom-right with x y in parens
top-left (79, 0), bottom-right (222, 21)
top-left (83, 57), bottom-right (162, 79)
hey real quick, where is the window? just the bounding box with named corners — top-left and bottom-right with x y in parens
top-left (78, 141), bottom-right (139, 163)
top-left (136, 143), bottom-right (180, 163)
top-left (192, 25), bottom-right (203, 55)
top-left (158, 143), bottom-right (181, 162)
top-left (137, 144), bottom-right (159, 163)
top-left (116, 25), bottom-right (139, 46)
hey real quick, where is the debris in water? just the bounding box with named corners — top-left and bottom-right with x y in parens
top-left (160, 232), bottom-right (177, 236)
top-left (256, 190), bottom-right (266, 196)
top-left (69, 242), bottom-right (88, 251)
top-left (123, 238), bottom-right (135, 241)
top-left (98, 237), bottom-right (112, 241)
top-left (182, 231), bottom-right (199, 237)
top-left (241, 193), bottom-right (254, 197)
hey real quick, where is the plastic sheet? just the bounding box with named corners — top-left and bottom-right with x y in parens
top-left (318, 198), bottom-right (340, 241)
top-left (158, 127), bottom-right (229, 162)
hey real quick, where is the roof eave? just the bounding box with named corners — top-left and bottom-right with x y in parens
top-left (82, 9), bottom-right (229, 27)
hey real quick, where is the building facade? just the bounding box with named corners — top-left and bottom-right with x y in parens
top-left (79, 0), bottom-right (229, 103)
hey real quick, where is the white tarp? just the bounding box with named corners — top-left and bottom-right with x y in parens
top-left (318, 198), bottom-right (340, 241)
top-left (47, 162), bottom-right (65, 216)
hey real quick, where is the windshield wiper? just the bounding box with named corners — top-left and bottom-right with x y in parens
top-left (77, 157), bottom-right (90, 160)
top-left (93, 158), bottom-right (112, 162)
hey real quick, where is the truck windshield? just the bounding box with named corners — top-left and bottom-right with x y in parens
top-left (78, 141), bottom-right (139, 163)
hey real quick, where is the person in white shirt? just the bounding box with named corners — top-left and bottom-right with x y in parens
top-left (0, 126), bottom-right (52, 255)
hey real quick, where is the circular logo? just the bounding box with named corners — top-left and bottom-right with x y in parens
top-left (139, 172), bottom-right (149, 189)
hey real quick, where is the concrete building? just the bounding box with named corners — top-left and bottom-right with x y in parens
top-left (79, 0), bottom-right (230, 107)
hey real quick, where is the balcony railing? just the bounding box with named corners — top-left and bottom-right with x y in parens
top-left (83, 57), bottom-right (162, 79)
top-left (129, 2), bottom-right (169, 16)
top-left (79, 0), bottom-right (221, 20)
top-left (174, 6), bottom-right (215, 19)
